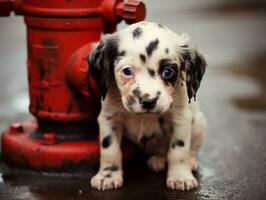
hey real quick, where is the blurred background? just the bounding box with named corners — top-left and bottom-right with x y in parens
top-left (0, 0), bottom-right (266, 199)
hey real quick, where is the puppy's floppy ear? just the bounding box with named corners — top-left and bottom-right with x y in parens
top-left (88, 35), bottom-right (119, 100)
top-left (180, 45), bottom-right (207, 103)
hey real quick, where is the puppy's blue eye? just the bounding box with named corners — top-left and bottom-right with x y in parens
top-left (161, 67), bottom-right (175, 79)
top-left (122, 67), bottom-right (134, 76)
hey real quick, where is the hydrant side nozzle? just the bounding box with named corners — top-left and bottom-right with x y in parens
top-left (101, 0), bottom-right (146, 25)
top-left (116, 0), bottom-right (146, 24)
top-left (66, 44), bottom-right (101, 100)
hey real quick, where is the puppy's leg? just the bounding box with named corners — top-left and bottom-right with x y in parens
top-left (147, 155), bottom-right (166, 172)
top-left (144, 134), bottom-right (169, 173)
top-left (190, 111), bottom-right (206, 171)
top-left (167, 109), bottom-right (198, 190)
top-left (90, 115), bottom-right (123, 190)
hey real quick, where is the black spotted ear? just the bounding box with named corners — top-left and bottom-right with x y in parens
top-left (181, 45), bottom-right (207, 103)
top-left (88, 35), bottom-right (119, 100)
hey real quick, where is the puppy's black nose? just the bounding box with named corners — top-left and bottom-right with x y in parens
top-left (140, 98), bottom-right (157, 110)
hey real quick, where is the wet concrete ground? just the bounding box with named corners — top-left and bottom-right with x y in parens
top-left (1, 0), bottom-right (266, 199)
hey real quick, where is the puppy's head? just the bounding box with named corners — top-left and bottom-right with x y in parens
top-left (88, 22), bottom-right (206, 113)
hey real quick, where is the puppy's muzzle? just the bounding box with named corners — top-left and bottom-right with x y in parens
top-left (140, 97), bottom-right (158, 110)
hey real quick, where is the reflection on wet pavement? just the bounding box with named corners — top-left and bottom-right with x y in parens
top-left (0, 0), bottom-right (266, 199)
top-left (230, 51), bottom-right (266, 110)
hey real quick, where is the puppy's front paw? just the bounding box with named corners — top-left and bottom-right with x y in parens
top-left (90, 169), bottom-right (123, 190)
top-left (167, 168), bottom-right (198, 190)
top-left (147, 155), bottom-right (166, 172)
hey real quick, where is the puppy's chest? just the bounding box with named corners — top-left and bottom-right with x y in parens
top-left (118, 115), bottom-right (162, 144)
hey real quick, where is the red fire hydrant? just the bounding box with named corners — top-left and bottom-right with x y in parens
top-left (0, 0), bottom-right (145, 171)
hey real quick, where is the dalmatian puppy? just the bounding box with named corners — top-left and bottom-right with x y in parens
top-left (88, 21), bottom-right (207, 191)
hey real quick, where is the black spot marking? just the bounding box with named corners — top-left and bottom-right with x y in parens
top-left (142, 93), bottom-right (150, 99)
top-left (127, 95), bottom-right (136, 106)
top-left (116, 51), bottom-right (127, 63)
top-left (104, 165), bottom-right (119, 171)
top-left (140, 54), bottom-right (146, 64)
top-left (132, 87), bottom-right (141, 97)
top-left (112, 126), bottom-right (117, 131)
top-left (133, 27), bottom-right (142, 39)
top-left (102, 135), bottom-right (111, 148)
top-left (105, 174), bottom-right (112, 178)
top-left (180, 44), bottom-right (188, 48)
top-left (147, 68), bottom-right (155, 77)
top-left (146, 39), bottom-right (159, 57)
top-left (165, 48), bottom-right (169, 54)
top-left (172, 139), bottom-right (185, 148)
top-left (157, 91), bottom-right (161, 96)
top-left (106, 116), bottom-right (112, 120)
top-left (158, 23), bottom-right (166, 29)
top-left (118, 50), bottom-right (126, 57)
top-left (159, 59), bottom-right (179, 86)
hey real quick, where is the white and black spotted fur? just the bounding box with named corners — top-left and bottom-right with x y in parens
top-left (88, 22), bottom-right (207, 191)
